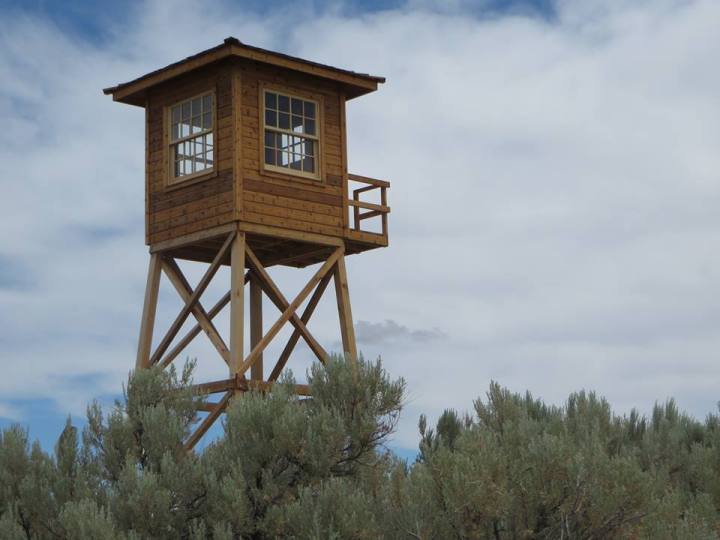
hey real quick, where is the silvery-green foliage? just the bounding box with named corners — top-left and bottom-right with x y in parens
top-left (1, 359), bottom-right (719, 538)
top-left (58, 499), bottom-right (122, 540)
top-left (202, 355), bottom-right (405, 538)
top-left (0, 508), bottom-right (26, 540)
top-left (386, 381), bottom-right (720, 539)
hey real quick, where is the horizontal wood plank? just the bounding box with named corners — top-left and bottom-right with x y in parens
top-left (244, 177), bottom-right (342, 206)
top-left (244, 190), bottom-right (342, 216)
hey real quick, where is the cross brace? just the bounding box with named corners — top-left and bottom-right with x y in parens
top-left (135, 229), bottom-right (357, 450)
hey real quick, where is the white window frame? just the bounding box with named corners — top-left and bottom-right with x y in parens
top-left (261, 87), bottom-right (321, 181)
top-left (166, 91), bottom-right (216, 186)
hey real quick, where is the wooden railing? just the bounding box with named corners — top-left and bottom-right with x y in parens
top-left (348, 173), bottom-right (390, 237)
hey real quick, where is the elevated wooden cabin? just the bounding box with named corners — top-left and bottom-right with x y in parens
top-left (104, 37), bottom-right (389, 268)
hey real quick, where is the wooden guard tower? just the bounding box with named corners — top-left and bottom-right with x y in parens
top-left (103, 38), bottom-right (389, 449)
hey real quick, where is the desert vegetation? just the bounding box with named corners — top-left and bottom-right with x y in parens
top-left (1, 357), bottom-right (719, 539)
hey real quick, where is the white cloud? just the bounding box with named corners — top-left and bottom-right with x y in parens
top-left (1, 0), bottom-right (719, 450)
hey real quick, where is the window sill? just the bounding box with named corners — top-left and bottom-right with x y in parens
top-left (165, 169), bottom-right (218, 191)
top-left (260, 165), bottom-right (323, 186)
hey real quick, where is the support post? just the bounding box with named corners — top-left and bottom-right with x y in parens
top-left (334, 255), bottom-right (357, 362)
top-left (249, 273), bottom-right (263, 381)
top-left (230, 230), bottom-right (245, 377)
top-left (136, 253), bottom-right (162, 369)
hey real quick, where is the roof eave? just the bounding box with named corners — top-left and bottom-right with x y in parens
top-left (103, 40), bottom-right (384, 107)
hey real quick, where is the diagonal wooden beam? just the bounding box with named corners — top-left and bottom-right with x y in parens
top-left (245, 245), bottom-right (329, 363)
top-left (161, 258), bottom-right (230, 366)
top-left (268, 271), bottom-right (333, 382)
top-left (197, 401), bottom-right (226, 413)
top-left (184, 391), bottom-right (232, 452)
top-left (158, 272), bottom-right (250, 369)
top-left (159, 291), bottom-right (229, 368)
top-left (150, 232), bottom-right (235, 366)
top-left (237, 247), bottom-right (344, 377)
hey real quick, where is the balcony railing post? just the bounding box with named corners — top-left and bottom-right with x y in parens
top-left (347, 174), bottom-right (390, 237)
top-left (353, 191), bottom-right (360, 230)
top-left (381, 186), bottom-right (388, 237)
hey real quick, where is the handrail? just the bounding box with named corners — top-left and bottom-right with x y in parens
top-left (348, 199), bottom-right (390, 213)
top-left (348, 173), bottom-right (390, 188)
top-left (348, 173), bottom-right (390, 238)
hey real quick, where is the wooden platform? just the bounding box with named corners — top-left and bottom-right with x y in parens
top-left (150, 220), bottom-right (386, 268)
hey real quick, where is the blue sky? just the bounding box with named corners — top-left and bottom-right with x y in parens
top-left (3, 0), bottom-right (556, 45)
top-left (1, 0), bottom-right (720, 456)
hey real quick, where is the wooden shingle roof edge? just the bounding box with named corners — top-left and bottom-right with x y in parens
top-left (103, 37), bottom-right (386, 106)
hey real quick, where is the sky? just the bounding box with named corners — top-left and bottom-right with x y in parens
top-left (0, 0), bottom-right (719, 456)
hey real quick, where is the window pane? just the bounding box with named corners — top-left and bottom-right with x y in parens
top-left (304, 101), bottom-right (315, 119)
top-left (278, 113), bottom-right (289, 130)
top-left (303, 156), bottom-right (314, 172)
top-left (291, 98), bottom-right (303, 115)
top-left (265, 110), bottom-right (276, 127)
top-left (191, 115), bottom-right (202, 134)
top-left (290, 157), bottom-right (301, 170)
top-left (265, 147), bottom-right (275, 165)
top-left (170, 98), bottom-right (215, 179)
top-left (305, 119), bottom-right (316, 135)
top-left (264, 131), bottom-right (275, 147)
top-left (278, 94), bottom-right (289, 112)
top-left (279, 133), bottom-right (290, 151)
top-left (292, 136), bottom-right (303, 153)
top-left (304, 140), bottom-right (314, 156)
top-left (265, 92), bottom-right (277, 109)
top-left (292, 115), bottom-right (303, 132)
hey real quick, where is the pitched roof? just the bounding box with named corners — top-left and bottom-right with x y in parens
top-left (103, 37), bottom-right (385, 106)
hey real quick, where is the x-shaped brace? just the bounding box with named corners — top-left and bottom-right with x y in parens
top-left (245, 244), bottom-right (329, 364)
top-left (236, 245), bottom-right (343, 377)
top-left (149, 232), bottom-right (235, 366)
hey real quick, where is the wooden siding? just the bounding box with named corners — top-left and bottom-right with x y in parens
top-left (146, 62), bottom-right (236, 245)
top-left (239, 61), bottom-right (346, 240)
top-left (144, 59), bottom-right (357, 250)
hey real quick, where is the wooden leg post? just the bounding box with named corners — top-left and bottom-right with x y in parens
top-left (230, 230), bottom-right (245, 378)
top-left (250, 273), bottom-right (263, 381)
top-left (334, 255), bottom-right (357, 362)
top-left (136, 253), bottom-right (162, 370)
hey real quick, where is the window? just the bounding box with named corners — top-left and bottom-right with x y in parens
top-left (169, 93), bottom-right (214, 182)
top-left (263, 90), bottom-right (318, 178)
